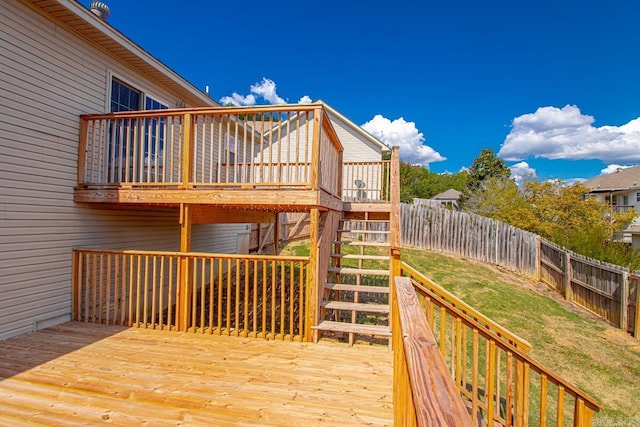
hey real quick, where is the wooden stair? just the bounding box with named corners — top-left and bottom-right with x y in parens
top-left (313, 213), bottom-right (392, 346)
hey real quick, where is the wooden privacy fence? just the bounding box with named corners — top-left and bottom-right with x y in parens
top-left (249, 212), bottom-right (311, 253)
top-left (539, 240), bottom-right (640, 338)
top-left (401, 204), bottom-right (538, 277)
top-left (403, 204), bottom-right (640, 338)
top-left (398, 265), bottom-right (602, 426)
top-left (72, 249), bottom-right (309, 341)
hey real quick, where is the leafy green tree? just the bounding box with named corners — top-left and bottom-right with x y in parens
top-left (465, 177), bottom-right (639, 269)
top-left (461, 149), bottom-right (510, 207)
top-left (463, 177), bottom-right (537, 229)
top-left (399, 162), bottom-right (467, 203)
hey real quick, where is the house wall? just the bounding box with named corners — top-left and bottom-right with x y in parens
top-left (0, 1), bottom-right (244, 340)
top-left (326, 111), bottom-right (384, 163)
top-left (591, 190), bottom-right (640, 246)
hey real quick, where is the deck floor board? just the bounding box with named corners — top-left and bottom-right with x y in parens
top-left (0, 322), bottom-right (393, 426)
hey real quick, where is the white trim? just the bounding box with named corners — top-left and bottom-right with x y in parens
top-left (107, 70), bottom-right (170, 111)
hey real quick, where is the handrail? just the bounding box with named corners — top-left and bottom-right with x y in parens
top-left (400, 262), bottom-right (603, 426)
top-left (79, 103), bottom-right (325, 120)
top-left (392, 276), bottom-right (472, 426)
top-left (72, 247), bottom-right (309, 262)
top-left (401, 261), bottom-right (532, 352)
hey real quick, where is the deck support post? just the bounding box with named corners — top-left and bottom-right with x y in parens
top-left (307, 208), bottom-right (320, 342)
top-left (274, 212), bottom-right (280, 255)
top-left (389, 147), bottom-right (401, 344)
top-left (178, 203), bottom-right (192, 331)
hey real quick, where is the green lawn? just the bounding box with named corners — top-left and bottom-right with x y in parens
top-left (402, 248), bottom-right (640, 423)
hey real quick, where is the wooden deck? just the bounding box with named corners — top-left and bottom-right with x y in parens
top-left (0, 322), bottom-right (393, 426)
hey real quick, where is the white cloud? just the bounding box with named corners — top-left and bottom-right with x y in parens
top-left (562, 178), bottom-right (587, 186)
top-left (250, 78), bottom-right (285, 104)
top-left (509, 161), bottom-right (537, 185)
top-left (361, 115), bottom-right (445, 166)
top-left (499, 105), bottom-right (640, 163)
top-left (221, 78), bottom-right (309, 106)
top-left (600, 164), bottom-right (635, 175)
top-left (219, 93), bottom-right (256, 106)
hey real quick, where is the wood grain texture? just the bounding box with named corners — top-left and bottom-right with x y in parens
top-left (393, 277), bottom-right (472, 427)
top-left (0, 322), bottom-right (392, 426)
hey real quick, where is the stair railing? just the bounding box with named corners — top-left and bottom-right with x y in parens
top-left (396, 265), bottom-right (602, 426)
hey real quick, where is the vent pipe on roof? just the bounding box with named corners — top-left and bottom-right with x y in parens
top-left (90, 1), bottom-right (110, 20)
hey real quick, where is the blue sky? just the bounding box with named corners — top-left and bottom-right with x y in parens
top-left (87, 0), bottom-right (640, 182)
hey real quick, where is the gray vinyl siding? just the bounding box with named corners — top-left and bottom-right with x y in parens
top-left (0, 1), bottom-right (239, 340)
top-left (327, 112), bottom-right (383, 162)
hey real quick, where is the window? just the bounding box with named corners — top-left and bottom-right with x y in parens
top-left (637, 192), bottom-right (640, 202)
top-left (108, 78), bottom-right (168, 181)
top-left (109, 78), bottom-right (168, 157)
top-left (623, 195), bottom-right (629, 206)
top-left (111, 78), bottom-right (140, 112)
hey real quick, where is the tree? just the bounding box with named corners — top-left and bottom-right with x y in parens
top-left (463, 176), bottom-right (537, 230)
top-left (398, 162), bottom-right (468, 203)
top-left (461, 149), bottom-right (510, 207)
top-left (464, 177), bottom-right (639, 269)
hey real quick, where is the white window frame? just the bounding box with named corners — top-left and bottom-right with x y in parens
top-left (106, 70), bottom-right (171, 112)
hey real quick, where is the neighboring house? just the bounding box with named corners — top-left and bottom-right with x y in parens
top-left (0, 0), bottom-right (244, 340)
top-left (414, 189), bottom-right (462, 210)
top-left (582, 165), bottom-right (640, 248)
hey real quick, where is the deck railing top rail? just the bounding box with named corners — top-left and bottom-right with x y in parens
top-left (401, 262), bottom-right (532, 352)
top-left (392, 276), bottom-right (472, 426)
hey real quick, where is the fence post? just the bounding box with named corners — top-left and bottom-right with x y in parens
top-left (634, 275), bottom-right (640, 339)
top-left (536, 237), bottom-right (541, 282)
top-left (564, 251), bottom-right (572, 301)
top-left (620, 271), bottom-right (629, 331)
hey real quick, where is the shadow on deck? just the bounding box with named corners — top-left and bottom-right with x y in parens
top-left (0, 321), bottom-right (392, 425)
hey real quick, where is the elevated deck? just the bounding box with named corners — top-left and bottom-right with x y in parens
top-left (0, 322), bottom-right (393, 425)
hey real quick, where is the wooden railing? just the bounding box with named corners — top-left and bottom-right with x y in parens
top-left (392, 276), bottom-right (472, 426)
top-left (343, 160), bottom-right (391, 202)
top-left (401, 262), bottom-right (531, 352)
top-left (78, 104), bottom-right (343, 196)
top-left (398, 263), bottom-right (603, 426)
top-left (72, 249), bottom-right (309, 341)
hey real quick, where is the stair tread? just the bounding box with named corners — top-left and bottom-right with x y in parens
top-left (338, 229), bottom-right (390, 234)
top-left (334, 240), bottom-right (390, 247)
top-left (330, 254), bottom-right (390, 261)
top-left (312, 320), bottom-right (391, 336)
top-left (325, 283), bottom-right (390, 293)
top-left (329, 267), bottom-right (390, 276)
top-left (340, 219), bottom-right (390, 223)
top-left (321, 301), bottom-right (390, 313)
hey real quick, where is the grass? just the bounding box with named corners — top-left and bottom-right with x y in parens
top-left (402, 248), bottom-right (640, 423)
